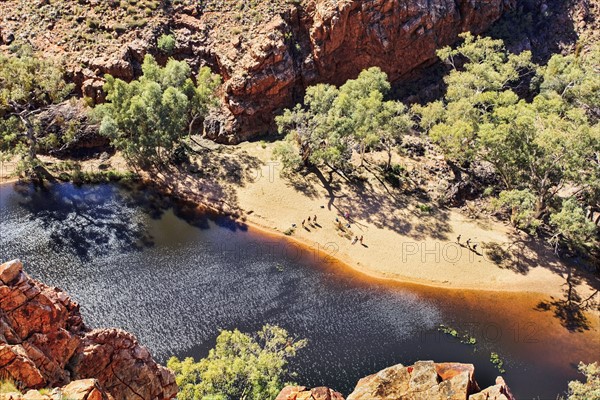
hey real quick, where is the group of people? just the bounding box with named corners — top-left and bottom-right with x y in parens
top-left (335, 217), bottom-right (351, 229)
top-left (301, 215), bottom-right (318, 228)
top-left (296, 210), bottom-right (366, 246)
top-left (456, 235), bottom-right (477, 252)
top-left (351, 235), bottom-right (364, 245)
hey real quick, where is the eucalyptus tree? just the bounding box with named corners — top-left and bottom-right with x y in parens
top-left (412, 32), bottom-right (533, 179)
top-left (167, 325), bottom-right (306, 400)
top-left (414, 34), bottom-right (599, 246)
top-left (96, 55), bottom-right (220, 169)
top-left (0, 44), bottom-right (73, 176)
top-left (276, 67), bottom-right (412, 171)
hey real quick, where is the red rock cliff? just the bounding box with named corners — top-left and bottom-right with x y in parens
top-left (202, 0), bottom-right (514, 142)
top-left (277, 361), bottom-right (515, 400)
top-left (0, 259), bottom-right (177, 400)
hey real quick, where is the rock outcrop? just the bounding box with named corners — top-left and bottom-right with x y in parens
top-left (0, 259), bottom-right (177, 400)
top-left (197, 0), bottom-right (515, 142)
top-left (2, 379), bottom-right (113, 400)
top-left (36, 101), bottom-right (109, 158)
top-left (278, 361), bottom-right (515, 400)
top-left (0, 0), bottom-right (513, 143)
top-left (276, 386), bottom-right (346, 400)
top-left (469, 377), bottom-right (515, 400)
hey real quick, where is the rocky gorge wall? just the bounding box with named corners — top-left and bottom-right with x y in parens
top-left (0, 259), bottom-right (177, 400)
top-left (0, 0), bottom-right (513, 144)
top-left (204, 0), bottom-right (514, 142)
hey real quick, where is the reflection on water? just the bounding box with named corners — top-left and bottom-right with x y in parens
top-left (0, 182), bottom-right (596, 398)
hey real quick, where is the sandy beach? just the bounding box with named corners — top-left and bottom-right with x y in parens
top-left (149, 140), bottom-right (600, 302)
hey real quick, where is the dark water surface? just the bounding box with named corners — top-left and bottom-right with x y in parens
top-left (0, 182), bottom-right (597, 399)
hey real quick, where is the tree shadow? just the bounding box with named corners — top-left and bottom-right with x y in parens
top-left (310, 166), bottom-right (348, 213)
top-left (283, 170), bottom-right (321, 200)
top-left (13, 176), bottom-right (252, 264)
top-left (481, 234), bottom-right (570, 277)
top-left (153, 146), bottom-right (263, 218)
top-left (534, 268), bottom-right (599, 332)
top-left (12, 180), bottom-right (155, 262)
top-left (292, 162), bottom-right (452, 241)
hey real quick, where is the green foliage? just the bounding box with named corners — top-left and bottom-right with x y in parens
top-left (275, 84), bottom-right (343, 170)
top-left (273, 138), bottom-right (303, 171)
top-left (493, 190), bottom-right (540, 233)
top-left (414, 34), bottom-right (599, 250)
top-left (490, 352), bottom-right (506, 373)
top-left (438, 324), bottom-right (459, 337)
top-left (95, 55), bottom-right (220, 169)
top-left (275, 68), bottom-right (413, 171)
top-left (417, 203), bottom-right (433, 214)
top-left (383, 163), bottom-right (405, 187)
top-left (157, 34), bottom-right (176, 54)
top-left (413, 32), bottom-right (533, 165)
top-left (0, 43), bottom-right (73, 119)
top-left (0, 379), bottom-right (19, 394)
top-left (539, 45), bottom-right (600, 121)
top-left (550, 198), bottom-right (597, 249)
top-left (438, 324), bottom-right (477, 345)
top-left (0, 44), bottom-right (73, 175)
top-left (568, 362), bottom-right (600, 400)
top-left (167, 325), bottom-right (307, 400)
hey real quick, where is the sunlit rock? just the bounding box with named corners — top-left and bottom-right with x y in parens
top-left (0, 260), bottom-right (177, 400)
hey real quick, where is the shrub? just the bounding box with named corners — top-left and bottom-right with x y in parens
top-left (157, 34), bottom-right (176, 54)
top-left (168, 325), bottom-right (306, 400)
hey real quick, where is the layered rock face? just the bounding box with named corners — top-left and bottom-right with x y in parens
top-left (204, 0), bottom-right (514, 142)
top-left (278, 361), bottom-right (515, 400)
top-left (0, 259), bottom-right (177, 400)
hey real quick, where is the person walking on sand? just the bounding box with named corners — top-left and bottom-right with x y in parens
top-left (352, 236), bottom-right (358, 245)
top-left (345, 211), bottom-right (349, 219)
top-left (359, 235), bottom-right (363, 245)
top-left (314, 215), bottom-right (317, 223)
top-left (466, 238), bottom-right (471, 249)
top-left (308, 216), bottom-right (311, 223)
top-left (302, 219), bottom-right (305, 227)
top-left (456, 234), bottom-right (461, 244)
top-left (472, 243), bottom-right (478, 252)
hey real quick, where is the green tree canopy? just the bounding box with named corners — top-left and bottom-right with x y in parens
top-left (413, 32), bottom-right (533, 168)
top-left (550, 198), bottom-right (598, 251)
top-left (538, 44), bottom-right (600, 121)
top-left (0, 44), bottom-right (73, 175)
top-left (167, 325), bottom-right (307, 400)
top-left (95, 55), bottom-right (220, 169)
top-left (275, 67), bottom-right (412, 171)
top-left (568, 362), bottom-right (600, 400)
top-left (413, 34), bottom-right (599, 248)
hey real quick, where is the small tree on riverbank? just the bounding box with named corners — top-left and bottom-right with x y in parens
top-left (275, 67), bottom-right (413, 172)
top-left (95, 55), bottom-right (220, 169)
top-left (167, 325), bottom-right (306, 400)
top-left (0, 44), bottom-right (73, 177)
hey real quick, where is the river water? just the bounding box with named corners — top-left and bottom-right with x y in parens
top-left (0, 182), bottom-right (597, 398)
